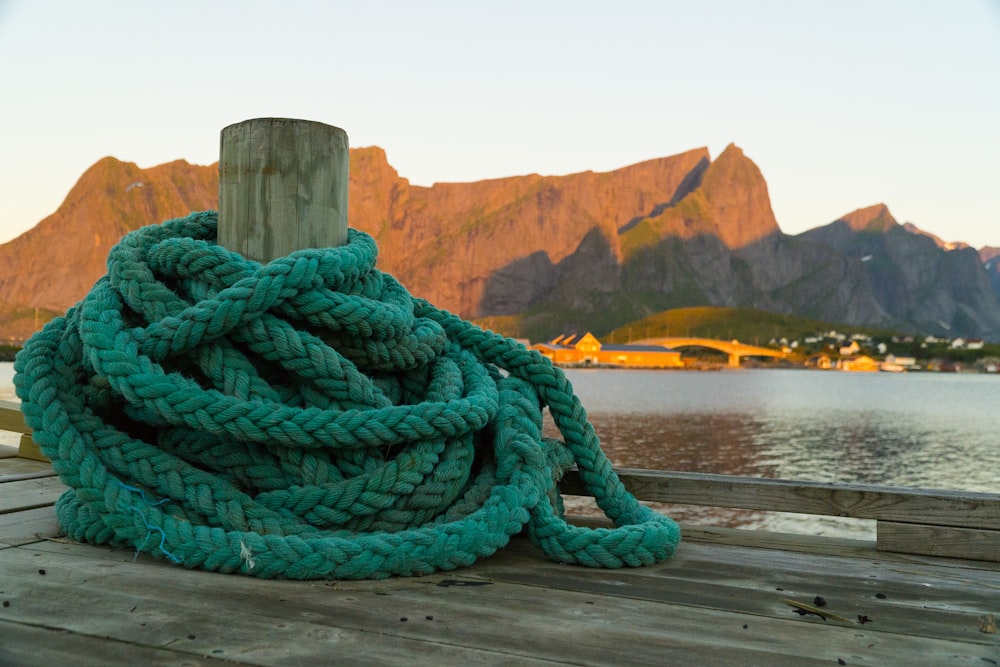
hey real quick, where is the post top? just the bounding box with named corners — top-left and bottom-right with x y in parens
top-left (221, 117), bottom-right (348, 136)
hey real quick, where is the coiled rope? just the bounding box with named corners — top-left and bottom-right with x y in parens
top-left (14, 211), bottom-right (680, 579)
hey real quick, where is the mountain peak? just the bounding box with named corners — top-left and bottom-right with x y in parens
top-left (836, 204), bottom-right (897, 232)
top-left (902, 223), bottom-right (970, 251)
top-left (696, 143), bottom-right (779, 248)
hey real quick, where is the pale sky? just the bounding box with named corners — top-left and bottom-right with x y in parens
top-left (1, 1), bottom-right (998, 247)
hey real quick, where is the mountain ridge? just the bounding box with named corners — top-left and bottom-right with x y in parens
top-left (2, 147), bottom-right (999, 342)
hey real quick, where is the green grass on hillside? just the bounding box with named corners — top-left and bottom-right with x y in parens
top-left (604, 306), bottom-right (899, 345)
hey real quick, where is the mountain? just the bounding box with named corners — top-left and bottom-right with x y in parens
top-left (982, 247), bottom-right (1000, 304)
top-left (795, 206), bottom-right (1000, 337)
top-left (3, 146), bottom-right (1000, 343)
top-left (0, 158), bottom-right (218, 338)
top-left (901, 223), bottom-right (970, 252)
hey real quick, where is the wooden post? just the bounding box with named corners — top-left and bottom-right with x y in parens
top-left (218, 118), bottom-right (349, 261)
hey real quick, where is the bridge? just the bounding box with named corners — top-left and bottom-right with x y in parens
top-left (632, 337), bottom-right (787, 367)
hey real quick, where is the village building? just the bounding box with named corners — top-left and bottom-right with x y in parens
top-left (838, 340), bottom-right (861, 356)
top-left (837, 354), bottom-right (880, 372)
top-left (531, 332), bottom-right (683, 368)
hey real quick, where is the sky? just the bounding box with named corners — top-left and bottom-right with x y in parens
top-left (1, 1), bottom-right (998, 248)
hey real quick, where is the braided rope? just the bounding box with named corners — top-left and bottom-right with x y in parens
top-left (14, 211), bottom-right (680, 579)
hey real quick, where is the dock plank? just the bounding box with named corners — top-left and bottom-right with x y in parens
top-left (0, 546), bottom-right (565, 667)
top-left (0, 620), bottom-right (227, 667)
top-left (0, 399), bottom-right (28, 435)
top-left (476, 539), bottom-right (999, 647)
top-left (0, 505), bottom-right (62, 548)
top-left (878, 521), bottom-right (1000, 562)
top-left (0, 476), bottom-right (66, 515)
top-left (0, 459), bottom-right (55, 480)
top-left (563, 469), bottom-right (1000, 530)
top-left (2, 540), bottom-right (997, 666)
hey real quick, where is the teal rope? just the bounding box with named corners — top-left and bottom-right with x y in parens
top-left (14, 211), bottom-right (680, 579)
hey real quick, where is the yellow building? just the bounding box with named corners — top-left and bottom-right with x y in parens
top-left (838, 355), bottom-right (880, 372)
top-left (531, 332), bottom-right (683, 368)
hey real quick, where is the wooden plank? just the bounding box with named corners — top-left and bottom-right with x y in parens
top-left (878, 521), bottom-right (1000, 562)
top-left (0, 457), bottom-right (53, 479)
top-left (685, 523), bottom-right (999, 574)
top-left (1, 543), bottom-right (994, 666)
top-left (561, 468), bottom-right (1000, 529)
top-left (0, 476), bottom-right (65, 515)
top-left (0, 470), bottom-right (56, 483)
top-left (17, 433), bottom-right (48, 462)
top-left (0, 620), bottom-right (227, 667)
top-left (0, 506), bottom-right (61, 548)
top-left (0, 399), bottom-right (28, 434)
top-left (480, 537), bottom-right (1000, 647)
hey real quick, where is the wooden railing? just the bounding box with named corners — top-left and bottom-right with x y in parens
top-left (0, 400), bottom-right (43, 462)
top-left (563, 470), bottom-right (1000, 561)
top-left (2, 400), bottom-right (997, 562)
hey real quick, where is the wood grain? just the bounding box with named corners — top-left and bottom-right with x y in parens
top-left (562, 468), bottom-right (1000, 529)
top-left (878, 521), bottom-right (1000, 562)
top-left (218, 118), bottom-right (349, 262)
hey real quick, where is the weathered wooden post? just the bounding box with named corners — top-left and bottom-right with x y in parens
top-left (218, 118), bottom-right (349, 260)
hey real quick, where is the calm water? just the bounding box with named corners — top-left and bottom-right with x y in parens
top-left (0, 362), bottom-right (14, 403)
top-left (4, 362), bottom-right (998, 536)
top-left (550, 368), bottom-right (1000, 537)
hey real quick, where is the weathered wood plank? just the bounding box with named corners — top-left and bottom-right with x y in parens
top-left (480, 538), bottom-right (999, 647)
top-left (2, 543), bottom-right (995, 667)
top-left (0, 620), bottom-right (231, 667)
top-left (878, 521), bottom-right (1000, 562)
top-left (0, 505), bottom-right (61, 548)
top-left (17, 433), bottom-right (47, 462)
top-left (562, 469), bottom-right (1000, 529)
top-left (0, 401), bottom-right (50, 461)
top-left (0, 456), bottom-right (52, 479)
top-left (0, 469), bottom-right (56, 483)
top-left (0, 476), bottom-right (65, 515)
top-left (0, 399), bottom-right (28, 434)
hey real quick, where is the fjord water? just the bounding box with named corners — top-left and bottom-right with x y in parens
top-left (4, 362), bottom-right (998, 536)
top-left (553, 368), bottom-right (1000, 537)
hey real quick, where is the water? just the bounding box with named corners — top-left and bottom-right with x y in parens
top-left (0, 362), bottom-right (14, 403)
top-left (4, 361), bottom-right (998, 537)
top-left (0, 362), bottom-right (19, 446)
top-left (548, 368), bottom-right (1000, 537)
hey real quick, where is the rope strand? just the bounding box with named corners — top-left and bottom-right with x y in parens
top-left (14, 211), bottom-right (680, 579)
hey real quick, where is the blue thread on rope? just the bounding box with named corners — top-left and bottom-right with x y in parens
top-left (128, 507), bottom-right (182, 564)
top-left (117, 481), bottom-right (171, 507)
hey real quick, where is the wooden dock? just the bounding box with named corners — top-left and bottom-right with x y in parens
top-left (2, 403), bottom-right (998, 666)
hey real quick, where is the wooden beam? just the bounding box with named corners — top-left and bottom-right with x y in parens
top-left (0, 400), bottom-right (47, 462)
top-left (16, 434), bottom-right (46, 463)
top-left (0, 399), bottom-right (28, 435)
top-left (877, 521), bottom-right (1000, 562)
top-left (560, 468), bottom-right (1000, 530)
top-left (218, 118), bottom-right (349, 261)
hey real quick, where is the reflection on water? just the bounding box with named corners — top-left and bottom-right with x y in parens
top-left (0, 362), bottom-right (15, 403)
top-left (547, 369), bottom-right (1000, 538)
top-left (0, 363), bottom-right (17, 447)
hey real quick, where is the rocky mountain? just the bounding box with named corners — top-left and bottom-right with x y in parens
top-left (794, 206), bottom-right (1000, 337)
top-left (0, 158), bottom-right (218, 338)
top-left (981, 247), bottom-right (1000, 304)
top-left (3, 146), bottom-right (1000, 343)
top-left (901, 223), bottom-right (970, 252)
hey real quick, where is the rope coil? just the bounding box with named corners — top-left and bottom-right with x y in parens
top-left (14, 211), bottom-right (680, 579)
